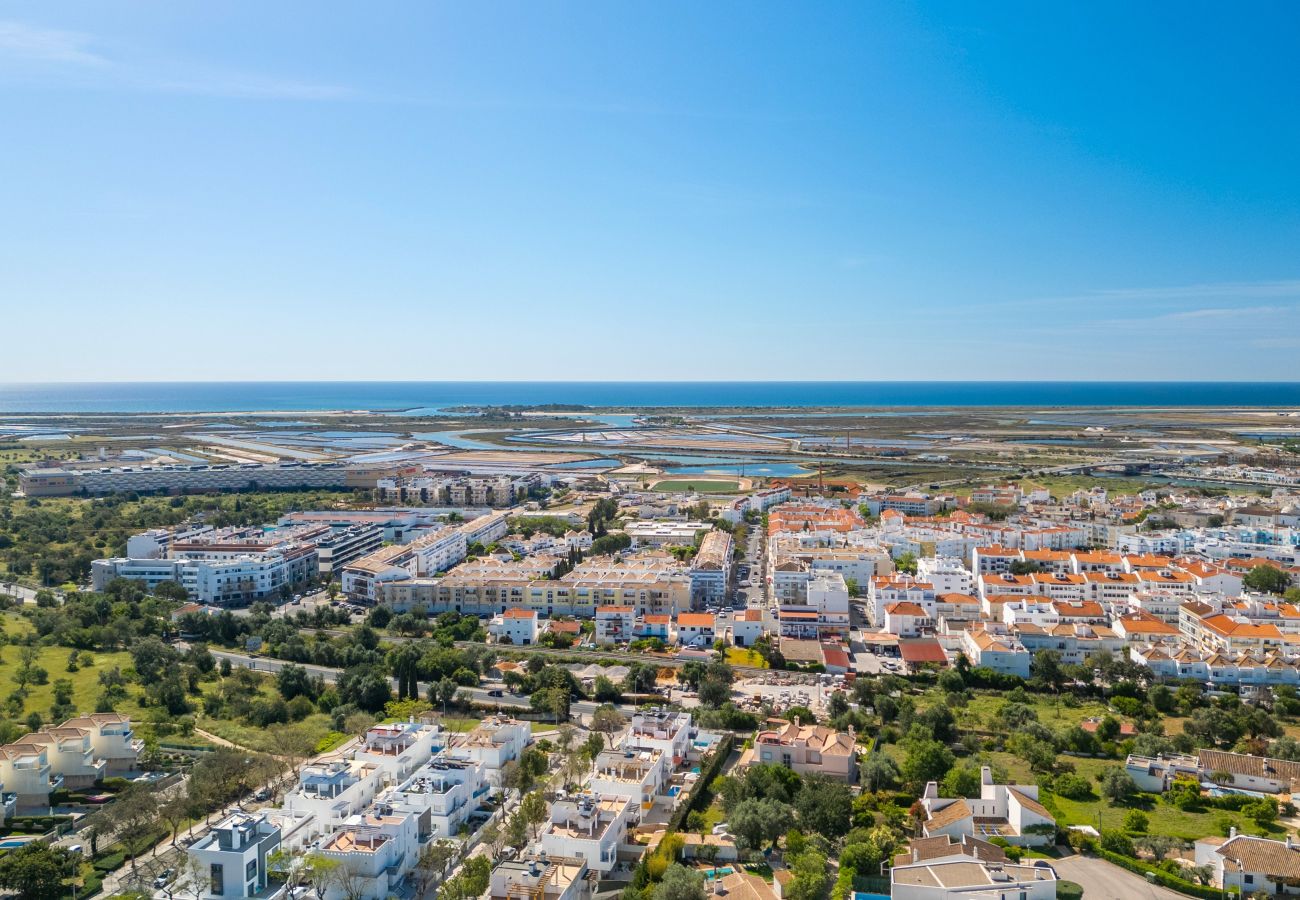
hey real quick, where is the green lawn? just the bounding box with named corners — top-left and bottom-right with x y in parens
top-left (0, 615), bottom-right (139, 725)
top-left (651, 480), bottom-right (741, 493)
top-left (726, 647), bottom-right (767, 668)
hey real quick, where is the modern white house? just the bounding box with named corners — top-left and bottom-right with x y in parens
top-left (622, 709), bottom-right (692, 767)
top-left (352, 721), bottom-right (441, 785)
top-left (920, 767), bottom-right (1056, 847)
top-left (489, 855), bottom-right (593, 900)
top-left (492, 608), bottom-right (542, 645)
top-left (446, 716), bottom-right (532, 784)
top-left (589, 749), bottom-right (668, 823)
top-left (317, 804), bottom-right (419, 900)
top-left (387, 756), bottom-right (489, 838)
top-left (10, 728), bottom-right (105, 790)
top-left (539, 793), bottom-right (632, 875)
top-left (282, 761), bottom-right (384, 838)
top-left (188, 812), bottom-right (282, 900)
top-left (0, 744), bottom-right (59, 814)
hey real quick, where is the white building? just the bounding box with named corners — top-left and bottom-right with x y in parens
top-left (589, 749), bottom-right (669, 823)
top-left (388, 756), bottom-right (489, 839)
top-left (623, 709), bottom-right (692, 767)
top-left (318, 804), bottom-right (419, 900)
top-left (539, 794), bottom-right (632, 875)
top-left (916, 557), bottom-right (975, 595)
top-left (446, 716), bottom-right (532, 784)
top-left (283, 761), bottom-right (385, 838)
top-left (595, 606), bottom-right (636, 644)
top-left (352, 721), bottom-right (441, 785)
top-left (188, 812), bottom-right (282, 900)
top-left (489, 856), bottom-right (593, 900)
top-left (921, 767), bottom-right (1055, 847)
top-left (492, 608), bottom-right (542, 645)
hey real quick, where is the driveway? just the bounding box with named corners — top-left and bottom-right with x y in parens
top-left (1052, 854), bottom-right (1191, 900)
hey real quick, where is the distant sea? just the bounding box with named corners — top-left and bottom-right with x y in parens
top-left (1, 381), bottom-right (1300, 414)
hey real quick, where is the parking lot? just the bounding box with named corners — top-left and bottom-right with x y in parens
top-left (732, 672), bottom-right (848, 715)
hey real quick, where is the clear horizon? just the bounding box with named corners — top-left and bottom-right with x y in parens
top-left (2, 2), bottom-right (1298, 381)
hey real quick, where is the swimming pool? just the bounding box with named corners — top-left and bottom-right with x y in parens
top-left (702, 867), bottom-right (735, 879)
top-left (666, 785), bottom-right (682, 797)
top-left (0, 837), bottom-right (38, 850)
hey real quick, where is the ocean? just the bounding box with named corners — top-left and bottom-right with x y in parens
top-left (1, 381), bottom-right (1299, 414)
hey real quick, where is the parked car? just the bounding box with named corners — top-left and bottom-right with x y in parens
top-left (488, 689), bottom-right (504, 698)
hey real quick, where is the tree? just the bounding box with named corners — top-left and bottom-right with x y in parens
top-left (1244, 564), bottom-right (1292, 595)
top-left (654, 864), bottom-right (707, 900)
top-left (795, 775), bottom-right (853, 840)
top-left (275, 664), bottom-right (314, 701)
top-left (1098, 767), bottom-right (1138, 805)
top-left (901, 739), bottom-right (954, 788)
top-left (1123, 810), bottom-right (1149, 833)
top-left (0, 843), bottom-right (71, 900)
top-left (784, 849), bottom-right (831, 900)
top-left (895, 552), bottom-right (918, 575)
top-left (940, 764), bottom-right (982, 799)
top-left (593, 675), bottom-right (622, 703)
top-left (520, 790), bottom-right (548, 840)
top-left (590, 704), bottom-right (626, 748)
top-left (860, 754), bottom-right (899, 792)
top-left (699, 676), bottom-right (730, 707)
top-left (1029, 650), bottom-right (1064, 691)
top-left (414, 839), bottom-right (458, 894)
top-left (729, 797), bottom-right (792, 851)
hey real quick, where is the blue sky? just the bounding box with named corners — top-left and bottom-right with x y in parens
top-left (1, 1), bottom-right (1298, 381)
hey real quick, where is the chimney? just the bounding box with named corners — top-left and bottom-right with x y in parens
top-left (1230, 826), bottom-right (1238, 839)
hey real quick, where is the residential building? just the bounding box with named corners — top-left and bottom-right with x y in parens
top-left (730, 608), bottom-right (764, 647)
top-left (676, 613), bottom-right (716, 647)
top-left (623, 709), bottom-right (692, 766)
top-left (0, 744), bottom-right (58, 814)
top-left (595, 606), bottom-right (636, 644)
top-left (960, 623), bottom-right (1032, 678)
top-left (690, 530), bottom-right (733, 605)
top-left (60, 713), bottom-right (141, 775)
top-left (388, 756), bottom-right (489, 838)
top-left (539, 794), bottom-right (632, 875)
top-left (589, 749), bottom-right (668, 823)
top-left (743, 718), bottom-right (856, 781)
top-left (317, 805), bottom-right (419, 900)
top-left (447, 716), bottom-right (532, 783)
top-left (891, 857), bottom-right (1058, 900)
top-left (10, 727), bottom-right (104, 789)
top-left (489, 856), bottom-right (593, 900)
top-left (283, 761), bottom-right (384, 837)
top-left (188, 812), bottom-right (282, 900)
top-left (1195, 832), bottom-right (1300, 897)
top-left (353, 721), bottom-right (441, 785)
top-left (625, 521), bottom-right (710, 548)
top-left (492, 608), bottom-right (541, 645)
top-left (920, 767), bottom-right (1055, 847)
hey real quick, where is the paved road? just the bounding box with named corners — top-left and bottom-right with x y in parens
top-left (1052, 854), bottom-right (1190, 900)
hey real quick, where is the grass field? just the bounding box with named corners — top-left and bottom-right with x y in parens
top-left (651, 479), bottom-right (741, 493)
top-left (726, 647), bottom-right (767, 668)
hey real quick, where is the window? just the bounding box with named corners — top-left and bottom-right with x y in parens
top-left (246, 860), bottom-right (258, 882)
top-left (210, 863), bottom-right (224, 895)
